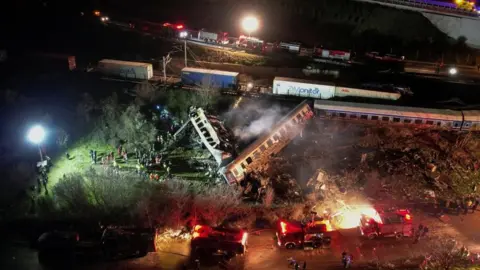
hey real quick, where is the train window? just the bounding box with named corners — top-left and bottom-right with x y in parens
top-left (350, 114), bottom-right (357, 119)
top-left (253, 151), bottom-right (260, 159)
top-left (415, 119), bottom-right (423, 124)
top-left (465, 123), bottom-right (471, 127)
top-left (371, 116), bottom-right (379, 120)
top-left (246, 157), bottom-right (253, 164)
top-left (267, 139), bottom-right (273, 147)
top-left (233, 168), bottom-right (239, 176)
top-left (317, 110), bottom-right (326, 116)
top-left (292, 118), bottom-right (298, 124)
top-left (426, 120), bottom-right (434, 125)
top-left (280, 127), bottom-right (287, 137)
top-left (382, 116), bottom-right (390, 121)
top-left (393, 118), bottom-right (400, 123)
top-left (404, 119), bottom-right (412, 124)
top-left (273, 134), bottom-right (281, 141)
top-left (241, 163), bottom-right (246, 169)
top-left (260, 145), bottom-right (266, 152)
top-left (339, 113), bottom-right (347, 118)
top-left (454, 122), bottom-right (460, 128)
top-left (360, 115), bottom-right (368, 120)
top-left (437, 122), bottom-right (441, 126)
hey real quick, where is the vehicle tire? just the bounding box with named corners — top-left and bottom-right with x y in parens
top-left (367, 233), bottom-right (377, 240)
top-left (312, 242), bottom-right (319, 249)
top-left (395, 233), bottom-right (404, 240)
top-left (285, 243), bottom-right (295, 249)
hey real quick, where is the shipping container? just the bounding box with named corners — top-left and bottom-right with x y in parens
top-left (181, 67), bottom-right (239, 89)
top-left (198, 30), bottom-right (218, 42)
top-left (273, 77), bottom-right (335, 99)
top-left (334, 86), bottom-right (401, 101)
top-left (97, 59), bottom-right (153, 80)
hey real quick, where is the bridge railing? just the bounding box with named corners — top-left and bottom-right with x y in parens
top-left (370, 0), bottom-right (479, 17)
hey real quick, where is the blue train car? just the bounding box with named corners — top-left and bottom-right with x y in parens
top-left (181, 67), bottom-right (239, 89)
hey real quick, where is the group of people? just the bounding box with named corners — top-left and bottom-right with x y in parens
top-left (413, 224), bottom-right (429, 244)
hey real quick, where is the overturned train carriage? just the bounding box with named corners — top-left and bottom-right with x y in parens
top-left (314, 100), bottom-right (480, 131)
top-left (220, 100), bottom-right (314, 185)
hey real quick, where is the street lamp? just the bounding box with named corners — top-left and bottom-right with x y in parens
top-left (241, 16), bottom-right (259, 37)
top-left (27, 125), bottom-right (46, 161)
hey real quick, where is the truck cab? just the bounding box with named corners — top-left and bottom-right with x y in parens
top-left (190, 225), bottom-right (248, 257)
top-left (276, 220), bottom-right (331, 249)
top-left (359, 208), bottom-right (413, 240)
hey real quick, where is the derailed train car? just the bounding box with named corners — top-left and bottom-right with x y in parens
top-left (220, 100), bottom-right (314, 185)
top-left (314, 100), bottom-right (480, 131)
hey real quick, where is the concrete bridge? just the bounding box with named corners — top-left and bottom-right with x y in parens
top-left (354, 0), bottom-right (480, 48)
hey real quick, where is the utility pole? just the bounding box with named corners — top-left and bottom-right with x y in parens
top-left (163, 53), bottom-right (172, 83)
top-left (184, 39), bottom-right (188, 67)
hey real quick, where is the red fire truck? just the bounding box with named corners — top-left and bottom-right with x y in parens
top-left (276, 220), bottom-right (331, 249)
top-left (190, 225), bottom-right (248, 256)
top-left (359, 208), bottom-right (413, 240)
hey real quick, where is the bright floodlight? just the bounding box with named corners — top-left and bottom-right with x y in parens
top-left (179, 31), bottom-right (188, 38)
top-left (242, 16), bottom-right (259, 34)
top-left (449, 67), bottom-right (458, 75)
top-left (27, 125), bottom-right (46, 144)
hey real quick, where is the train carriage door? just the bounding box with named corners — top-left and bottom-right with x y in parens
top-left (462, 121), bottom-right (472, 130)
top-left (453, 121), bottom-right (462, 129)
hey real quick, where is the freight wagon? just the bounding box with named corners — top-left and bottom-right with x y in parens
top-left (181, 67), bottom-right (239, 89)
top-left (97, 59), bottom-right (153, 80)
top-left (334, 86), bottom-right (401, 101)
top-left (273, 77), bottom-right (400, 101)
top-left (273, 77), bottom-right (336, 99)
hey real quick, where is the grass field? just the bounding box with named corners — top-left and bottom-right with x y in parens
top-left (47, 138), bottom-right (211, 191)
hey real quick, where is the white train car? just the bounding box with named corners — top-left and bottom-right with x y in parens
top-left (220, 100), bottom-right (314, 185)
top-left (273, 77), bottom-right (335, 99)
top-left (334, 86), bottom-right (401, 101)
top-left (314, 100), bottom-right (463, 129)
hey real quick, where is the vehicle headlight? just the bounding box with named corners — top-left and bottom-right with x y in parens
top-left (449, 67), bottom-right (458, 75)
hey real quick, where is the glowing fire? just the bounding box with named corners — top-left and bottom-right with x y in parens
top-left (332, 205), bottom-right (381, 229)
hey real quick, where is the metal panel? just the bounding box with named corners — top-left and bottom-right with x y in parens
top-left (334, 86), bottom-right (401, 101)
top-left (273, 78), bottom-right (335, 99)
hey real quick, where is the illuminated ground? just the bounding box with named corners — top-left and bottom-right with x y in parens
top-left (46, 138), bottom-right (210, 192)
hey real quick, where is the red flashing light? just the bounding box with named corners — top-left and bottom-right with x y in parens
top-left (163, 23), bottom-right (171, 27)
top-left (176, 24), bottom-right (184, 29)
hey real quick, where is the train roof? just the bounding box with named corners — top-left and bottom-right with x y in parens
top-left (227, 100), bottom-right (311, 167)
top-left (462, 110), bottom-right (480, 122)
top-left (182, 67), bottom-right (239, 77)
top-left (99, 59), bottom-right (152, 67)
top-left (314, 100), bottom-right (462, 121)
top-left (274, 77), bottom-right (335, 86)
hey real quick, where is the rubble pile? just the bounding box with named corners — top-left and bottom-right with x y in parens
top-left (275, 121), bottom-right (480, 203)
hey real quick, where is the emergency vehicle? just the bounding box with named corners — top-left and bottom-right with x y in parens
top-left (190, 225), bottom-right (248, 257)
top-left (276, 220), bottom-right (331, 249)
top-left (359, 208), bottom-right (413, 240)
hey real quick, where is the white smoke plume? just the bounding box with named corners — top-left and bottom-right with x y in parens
top-left (224, 101), bottom-right (288, 142)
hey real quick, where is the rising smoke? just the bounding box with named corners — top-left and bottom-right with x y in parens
top-left (224, 101), bottom-right (288, 142)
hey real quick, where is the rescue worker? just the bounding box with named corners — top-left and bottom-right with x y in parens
top-left (472, 197), bottom-right (480, 213)
top-left (303, 261), bottom-right (307, 270)
top-left (89, 149), bottom-right (94, 163)
top-left (466, 198), bottom-right (473, 214)
top-left (93, 150), bottom-right (97, 164)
